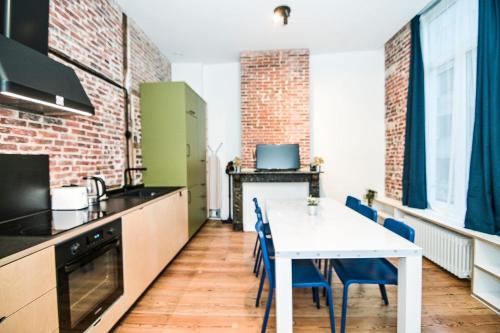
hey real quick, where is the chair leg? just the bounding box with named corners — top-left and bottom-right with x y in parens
top-left (253, 236), bottom-right (260, 257)
top-left (323, 260), bottom-right (329, 297)
top-left (256, 269), bottom-right (266, 307)
top-left (379, 284), bottom-right (389, 305)
top-left (325, 286), bottom-right (336, 333)
top-left (314, 287), bottom-right (321, 309)
top-left (261, 289), bottom-right (274, 333)
top-left (326, 261), bottom-right (333, 306)
top-left (340, 284), bottom-right (350, 333)
top-left (253, 247), bottom-right (261, 275)
top-left (256, 253), bottom-right (263, 277)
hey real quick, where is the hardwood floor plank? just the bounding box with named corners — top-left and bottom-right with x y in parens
top-left (114, 221), bottom-right (499, 332)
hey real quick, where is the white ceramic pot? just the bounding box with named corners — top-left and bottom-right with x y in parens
top-left (308, 205), bottom-right (318, 216)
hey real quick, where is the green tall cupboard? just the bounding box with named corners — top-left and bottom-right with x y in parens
top-left (140, 82), bottom-right (207, 238)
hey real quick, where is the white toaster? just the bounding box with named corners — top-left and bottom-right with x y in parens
top-left (52, 186), bottom-right (89, 210)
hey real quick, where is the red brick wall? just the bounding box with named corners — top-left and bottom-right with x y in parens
top-left (385, 23), bottom-right (411, 200)
top-left (0, 0), bottom-right (170, 188)
top-left (49, 0), bottom-right (124, 84)
top-left (240, 49), bottom-right (310, 168)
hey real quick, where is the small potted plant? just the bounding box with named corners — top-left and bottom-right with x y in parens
top-left (365, 189), bottom-right (377, 207)
top-left (307, 195), bottom-right (320, 216)
top-left (311, 156), bottom-right (324, 172)
top-left (233, 156), bottom-right (242, 173)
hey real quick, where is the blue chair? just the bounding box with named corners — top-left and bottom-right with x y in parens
top-left (331, 218), bottom-right (415, 333)
top-left (252, 198), bottom-right (262, 257)
top-left (253, 206), bottom-right (274, 277)
top-left (356, 203), bottom-right (378, 222)
top-left (323, 202), bottom-right (378, 296)
top-left (254, 226), bottom-right (336, 333)
top-left (345, 195), bottom-right (361, 211)
top-left (252, 198), bottom-right (272, 257)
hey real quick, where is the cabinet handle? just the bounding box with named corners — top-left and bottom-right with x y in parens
top-left (186, 144), bottom-right (191, 157)
top-left (187, 110), bottom-right (196, 117)
top-left (201, 183), bottom-right (206, 186)
top-left (200, 159), bottom-right (206, 162)
top-left (0, 316), bottom-right (6, 324)
top-left (188, 190), bottom-right (191, 204)
top-left (92, 318), bottom-right (102, 327)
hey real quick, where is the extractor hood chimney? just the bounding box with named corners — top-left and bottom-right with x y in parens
top-left (0, 0), bottom-right (94, 116)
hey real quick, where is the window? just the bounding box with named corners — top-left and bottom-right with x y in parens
top-left (420, 0), bottom-right (478, 223)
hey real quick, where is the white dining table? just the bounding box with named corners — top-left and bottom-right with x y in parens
top-left (266, 198), bottom-right (423, 333)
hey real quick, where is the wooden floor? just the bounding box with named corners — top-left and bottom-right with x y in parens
top-left (115, 221), bottom-right (499, 333)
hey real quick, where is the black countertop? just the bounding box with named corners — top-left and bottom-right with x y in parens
top-left (0, 186), bottom-right (183, 262)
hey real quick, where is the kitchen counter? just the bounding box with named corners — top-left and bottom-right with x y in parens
top-left (0, 186), bottom-right (183, 264)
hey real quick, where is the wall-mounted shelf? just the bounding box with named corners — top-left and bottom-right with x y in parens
top-left (473, 239), bottom-right (500, 314)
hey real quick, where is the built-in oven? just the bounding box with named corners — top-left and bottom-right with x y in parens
top-left (56, 219), bottom-right (123, 333)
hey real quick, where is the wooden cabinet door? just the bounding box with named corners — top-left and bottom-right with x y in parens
top-left (122, 193), bottom-right (190, 301)
top-left (0, 247), bottom-right (56, 318)
top-left (0, 288), bottom-right (58, 333)
top-left (163, 189), bottom-right (188, 260)
top-left (122, 207), bottom-right (158, 302)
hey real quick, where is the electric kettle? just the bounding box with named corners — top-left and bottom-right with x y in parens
top-left (84, 176), bottom-right (107, 205)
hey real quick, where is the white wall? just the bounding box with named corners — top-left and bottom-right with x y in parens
top-left (171, 62), bottom-right (204, 94)
top-left (172, 62), bottom-right (240, 219)
top-left (310, 50), bottom-right (386, 203)
top-left (172, 50), bottom-right (385, 220)
top-left (203, 63), bottom-right (241, 219)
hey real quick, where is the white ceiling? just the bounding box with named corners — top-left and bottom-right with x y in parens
top-left (116, 0), bottom-right (431, 63)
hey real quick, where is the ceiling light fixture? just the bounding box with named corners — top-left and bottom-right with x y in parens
top-left (273, 5), bottom-right (291, 25)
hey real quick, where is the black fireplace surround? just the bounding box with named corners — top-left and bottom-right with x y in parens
top-left (230, 170), bottom-right (320, 231)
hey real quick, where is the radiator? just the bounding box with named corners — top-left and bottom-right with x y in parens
top-left (404, 215), bottom-right (472, 278)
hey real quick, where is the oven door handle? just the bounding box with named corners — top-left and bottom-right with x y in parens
top-left (64, 239), bottom-right (121, 273)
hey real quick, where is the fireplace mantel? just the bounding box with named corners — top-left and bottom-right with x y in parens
top-left (230, 169), bottom-right (321, 231)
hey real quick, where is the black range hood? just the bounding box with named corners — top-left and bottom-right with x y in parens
top-left (0, 0), bottom-right (94, 116)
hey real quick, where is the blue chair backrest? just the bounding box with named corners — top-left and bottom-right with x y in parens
top-left (345, 195), bottom-right (361, 210)
top-left (255, 206), bottom-right (263, 222)
top-left (384, 218), bottom-right (415, 243)
top-left (256, 228), bottom-right (275, 288)
top-left (356, 204), bottom-right (378, 222)
top-left (253, 197), bottom-right (261, 210)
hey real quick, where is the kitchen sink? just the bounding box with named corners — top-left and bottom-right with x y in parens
top-left (108, 186), bottom-right (182, 200)
top-left (120, 188), bottom-right (160, 198)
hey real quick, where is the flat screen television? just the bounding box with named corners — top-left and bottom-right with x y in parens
top-left (256, 144), bottom-right (300, 171)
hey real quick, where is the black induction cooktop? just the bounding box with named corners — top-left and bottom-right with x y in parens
top-left (0, 209), bottom-right (113, 237)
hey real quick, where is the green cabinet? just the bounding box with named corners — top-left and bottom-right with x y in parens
top-left (140, 82), bottom-right (207, 238)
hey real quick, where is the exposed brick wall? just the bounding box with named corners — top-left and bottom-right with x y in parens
top-left (0, 0), bottom-right (170, 188)
top-left (240, 49), bottom-right (310, 168)
top-left (128, 20), bottom-right (171, 93)
top-left (49, 0), bottom-right (124, 84)
top-left (385, 23), bottom-right (411, 200)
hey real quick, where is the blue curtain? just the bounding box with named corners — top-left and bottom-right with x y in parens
top-left (402, 16), bottom-right (427, 209)
top-left (465, 0), bottom-right (500, 235)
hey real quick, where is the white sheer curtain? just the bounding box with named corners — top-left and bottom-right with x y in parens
top-left (420, 0), bottom-right (478, 224)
